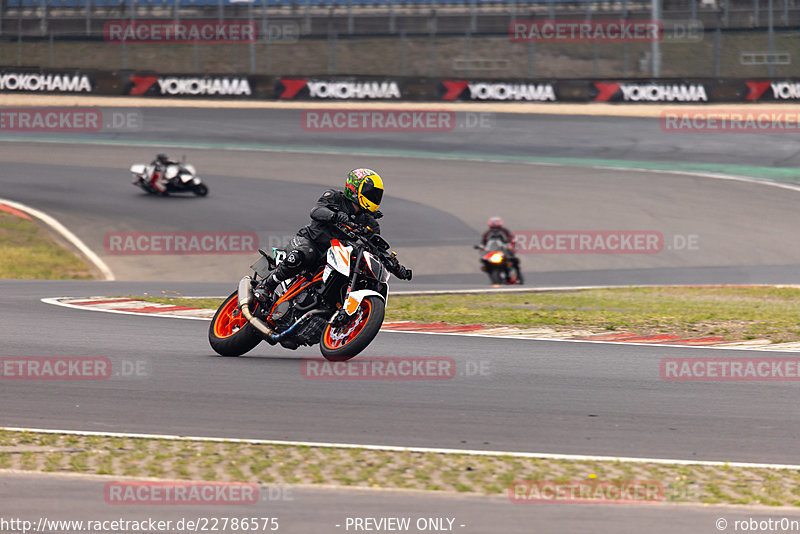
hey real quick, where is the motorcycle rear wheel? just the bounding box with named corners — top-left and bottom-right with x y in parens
top-left (320, 296), bottom-right (385, 361)
top-left (208, 292), bottom-right (262, 357)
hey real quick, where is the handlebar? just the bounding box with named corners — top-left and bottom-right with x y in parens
top-left (335, 223), bottom-right (411, 280)
top-left (336, 223), bottom-right (377, 244)
top-left (335, 224), bottom-right (361, 243)
top-left (340, 222), bottom-right (374, 235)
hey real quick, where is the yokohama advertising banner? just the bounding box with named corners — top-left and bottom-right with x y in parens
top-left (439, 80), bottom-right (559, 101)
top-left (124, 74), bottom-right (255, 97)
top-left (7, 67), bottom-right (799, 103)
top-left (0, 70), bottom-right (94, 93)
top-left (743, 80), bottom-right (800, 101)
top-left (275, 78), bottom-right (403, 100)
top-left (591, 81), bottom-right (712, 102)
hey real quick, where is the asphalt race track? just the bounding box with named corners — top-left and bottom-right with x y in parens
top-left (1, 108), bottom-right (799, 282)
top-left (3, 278), bottom-right (800, 463)
top-left (2, 108), bottom-right (800, 533)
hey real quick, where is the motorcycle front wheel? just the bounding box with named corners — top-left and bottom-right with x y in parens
top-left (194, 183), bottom-right (209, 196)
top-left (208, 292), bottom-right (262, 357)
top-left (320, 296), bottom-right (385, 361)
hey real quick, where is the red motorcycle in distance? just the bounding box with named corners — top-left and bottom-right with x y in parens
top-left (475, 238), bottom-right (523, 285)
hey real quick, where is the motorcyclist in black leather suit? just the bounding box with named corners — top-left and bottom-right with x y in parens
top-left (255, 169), bottom-right (411, 303)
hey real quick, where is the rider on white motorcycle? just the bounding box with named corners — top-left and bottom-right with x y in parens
top-left (254, 168), bottom-right (412, 304)
top-left (149, 153), bottom-right (178, 194)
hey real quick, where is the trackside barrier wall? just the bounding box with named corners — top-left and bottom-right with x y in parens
top-left (2, 68), bottom-right (800, 102)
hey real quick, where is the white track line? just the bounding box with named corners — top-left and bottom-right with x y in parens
top-left (0, 198), bottom-right (114, 281)
top-left (42, 283), bottom-right (800, 352)
top-left (49, 283), bottom-right (800, 298)
top-left (393, 284), bottom-right (800, 296)
top-left (394, 285), bottom-right (623, 296)
top-left (590, 166), bottom-right (800, 195)
top-left (3, 426), bottom-right (798, 471)
top-left (37, 296), bottom-right (753, 350)
top-left (40, 297), bottom-right (208, 321)
top-left (377, 328), bottom-right (800, 352)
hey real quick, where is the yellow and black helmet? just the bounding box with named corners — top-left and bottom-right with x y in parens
top-left (344, 168), bottom-right (384, 212)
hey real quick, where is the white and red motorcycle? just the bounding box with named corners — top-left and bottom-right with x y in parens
top-left (209, 223), bottom-right (411, 361)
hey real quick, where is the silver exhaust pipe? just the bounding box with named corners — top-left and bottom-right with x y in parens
top-left (237, 276), bottom-right (274, 337)
top-left (236, 275), bottom-right (331, 344)
top-left (237, 276), bottom-right (254, 309)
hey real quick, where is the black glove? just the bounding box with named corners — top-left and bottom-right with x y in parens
top-left (332, 211), bottom-right (350, 225)
top-left (394, 264), bottom-right (412, 281)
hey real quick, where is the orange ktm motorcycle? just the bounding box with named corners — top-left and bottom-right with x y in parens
top-left (209, 224), bottom-right (411, 361)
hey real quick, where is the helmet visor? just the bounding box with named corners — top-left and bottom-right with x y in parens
top-left (361, 183), bottom-right (383, 206)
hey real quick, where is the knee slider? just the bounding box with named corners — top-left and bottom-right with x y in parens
top-left (284, 249), bottom-right (305, 269)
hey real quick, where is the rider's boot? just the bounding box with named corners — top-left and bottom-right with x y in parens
top-left (253, 255), bottom-right (300, 305)
top-left (255, 243), bottom-right (312, 304)
top-left (254, 272), bottom-right (281, 305)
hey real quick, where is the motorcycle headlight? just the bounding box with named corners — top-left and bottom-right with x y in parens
top-left (489, 252), bottom-right (504, 263)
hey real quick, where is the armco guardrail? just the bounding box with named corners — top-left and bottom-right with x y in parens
top-left (1, 68), bottom-right (799, 103)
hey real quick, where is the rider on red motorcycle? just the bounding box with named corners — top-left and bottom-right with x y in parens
top-left (481, 216), bottom-right (523, 283)
top-left (255, 168), bottom-right (412, 304)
